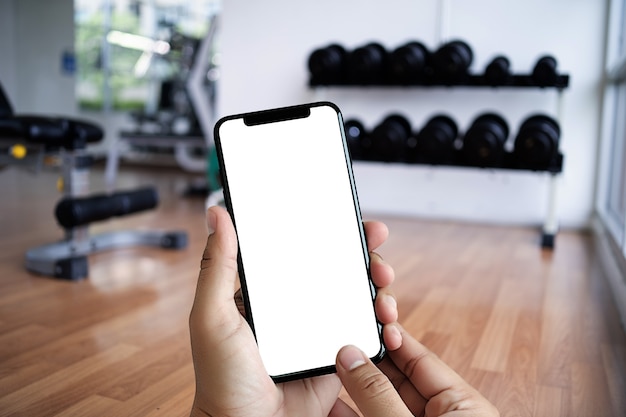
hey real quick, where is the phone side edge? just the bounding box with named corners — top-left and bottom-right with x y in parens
top-left (212, 116), bottom-right (257, 333)
top-left (333, 105), bottom-right (388, 367)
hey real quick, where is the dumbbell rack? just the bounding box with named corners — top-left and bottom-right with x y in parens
top-left (310, 74), bottom-right (569, 89)
top-left (311, 78), bottom-right (568, 248)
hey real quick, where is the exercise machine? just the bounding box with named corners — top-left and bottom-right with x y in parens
top-left (105, 15), bottom-right (220, 194)
top-left (0, 82), bottom-right (187, 280)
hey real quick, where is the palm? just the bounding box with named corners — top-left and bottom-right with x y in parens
top-left (278, 375), bottom-right (342, 416)
top-left (200, 379), bottom-right (341, 417)
top-left (227, 291), bottom-right (343, 416)
top-left (191, 308), bottom-right (342, 417)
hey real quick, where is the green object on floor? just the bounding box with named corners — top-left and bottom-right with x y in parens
top-left (207, 146), bottom-right (220, 192)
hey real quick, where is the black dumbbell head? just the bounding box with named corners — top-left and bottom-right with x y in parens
top-left (462, 112), bottom-right (509, 167)
top-left (432, 40), bottom-right (473, 78)
top-left (346, 42), bottom-right (388, 84)
top-left (484, 55), bottom-right (512, 86)
top-left (532, 55), bottom-right (558, 86)
top-left (370, 113), bottom-right (412, 162)
top-left (379, 114), bottom-right (412, 135)
top-left (388, 41), bottom-right (430, 83)
top-left (308, 43), bottom-right (346, 84)
top-left (344, 118), bottom-right (365, 140)
top-left (344, 118), bottom-right (368, 160)
top-left (419, 115), bottom-right (458, 144)
top-left (469, 113), bottom-right (510, 140)
top-left (417, 114), bottom-right (459, 163)
top-left (514, 114), bottom-right (560, 168)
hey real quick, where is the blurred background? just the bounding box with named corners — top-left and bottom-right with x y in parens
top-left (0, 0), bottom-right (624, 314)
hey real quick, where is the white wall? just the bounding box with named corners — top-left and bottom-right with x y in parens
top-left (0, 0), bottom-right (17, 104)
top-left (0, 0), bottom-right (76, 115)
top-left (15, 0), bottom-right (77, 115)
top-left (219, 0), bottom-right (607, 228)
top-left (0, 0), bottom-right (607, 228)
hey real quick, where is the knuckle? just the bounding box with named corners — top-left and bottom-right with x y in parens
top-left (401, 350), bottom-right (432, 381)
top-left (358, 371), bottom-right (394, 399)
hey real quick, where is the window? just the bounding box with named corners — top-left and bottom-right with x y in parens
top-left (74, 0), bottom-right (219, 111)
top-left (598, 0), bottom-right (626, 251)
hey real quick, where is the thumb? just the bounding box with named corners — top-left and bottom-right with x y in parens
top-left (336, 346), bottom-right (412, 417)
top-left (189, 208), bottom-right (276, 414)
top-left (191, 206), bottom-right (241, 328)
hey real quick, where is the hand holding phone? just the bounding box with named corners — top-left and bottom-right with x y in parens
top-left (213, 102), bottom-right (385, 382)
top-left (189, 204), bottom-right (397, 417)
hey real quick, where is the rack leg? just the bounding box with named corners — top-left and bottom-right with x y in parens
top-left (105, 136), bottom-right (121, 192)
top-left (542, 173), bottom-right (560, 248)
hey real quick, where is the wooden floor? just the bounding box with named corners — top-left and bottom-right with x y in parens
top-left (0, 164), bottom-right (624, 417)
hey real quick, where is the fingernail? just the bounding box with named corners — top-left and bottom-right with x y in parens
top-left (339, 345), bottom-right (367, 371)
top-left (207, 208), bottom-right (217, 235)
top-left (388, 324), bottom-right (402, 349)
top-left (383, 294), bottom-right (397, 310)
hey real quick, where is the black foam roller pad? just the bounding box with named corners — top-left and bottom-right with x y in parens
top-left (55, 187), bottom-right (159, 229)
top-left (7, 116), bottom-right (103, 148)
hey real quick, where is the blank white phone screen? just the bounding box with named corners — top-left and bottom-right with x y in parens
top-left (217, 104), bottom-right (382, 378)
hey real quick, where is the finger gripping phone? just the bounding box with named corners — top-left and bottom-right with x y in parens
top-left (214, 102), bottom-right (384, 382)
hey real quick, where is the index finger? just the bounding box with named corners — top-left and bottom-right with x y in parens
top-left (364, 220), bottom-right (388, 251)
top-left (388, 324), bottom-right (467, 400)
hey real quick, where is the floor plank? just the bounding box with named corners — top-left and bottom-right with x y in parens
top-left (0, 164), bottom-right (625, 416)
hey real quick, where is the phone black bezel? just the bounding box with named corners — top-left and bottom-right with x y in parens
top-left (213, 101), bottom-right (386, 383)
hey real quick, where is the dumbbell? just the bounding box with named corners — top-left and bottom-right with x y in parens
top-left (346, 42), bottom-right (388, 84)
top-left (462, 113), bottom-right (509, 167)
top-left (308, 43), bottom-right (347, 84)
top-left (370, 114), bottom-right (412, 162)
top-left (484, 55), bottom-right (512, 86)
top-left (513, 114), bottom-right (560, 169)
top-left (410, 115), bottom-right (458, 164)
top-left (532, 55), bottom-right (558, 87)
top-left (387, 41), bottom-right (430, 84)
top-left (432, 40), bottom-right (473, 81)
top-left (344, 118), bottom-right (370, 161)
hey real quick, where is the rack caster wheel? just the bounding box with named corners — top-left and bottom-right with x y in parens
top-left (541, 233), bottom-right (555, 249)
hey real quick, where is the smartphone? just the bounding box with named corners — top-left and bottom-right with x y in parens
top-left (214, 102), bottom-right (384, 382)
